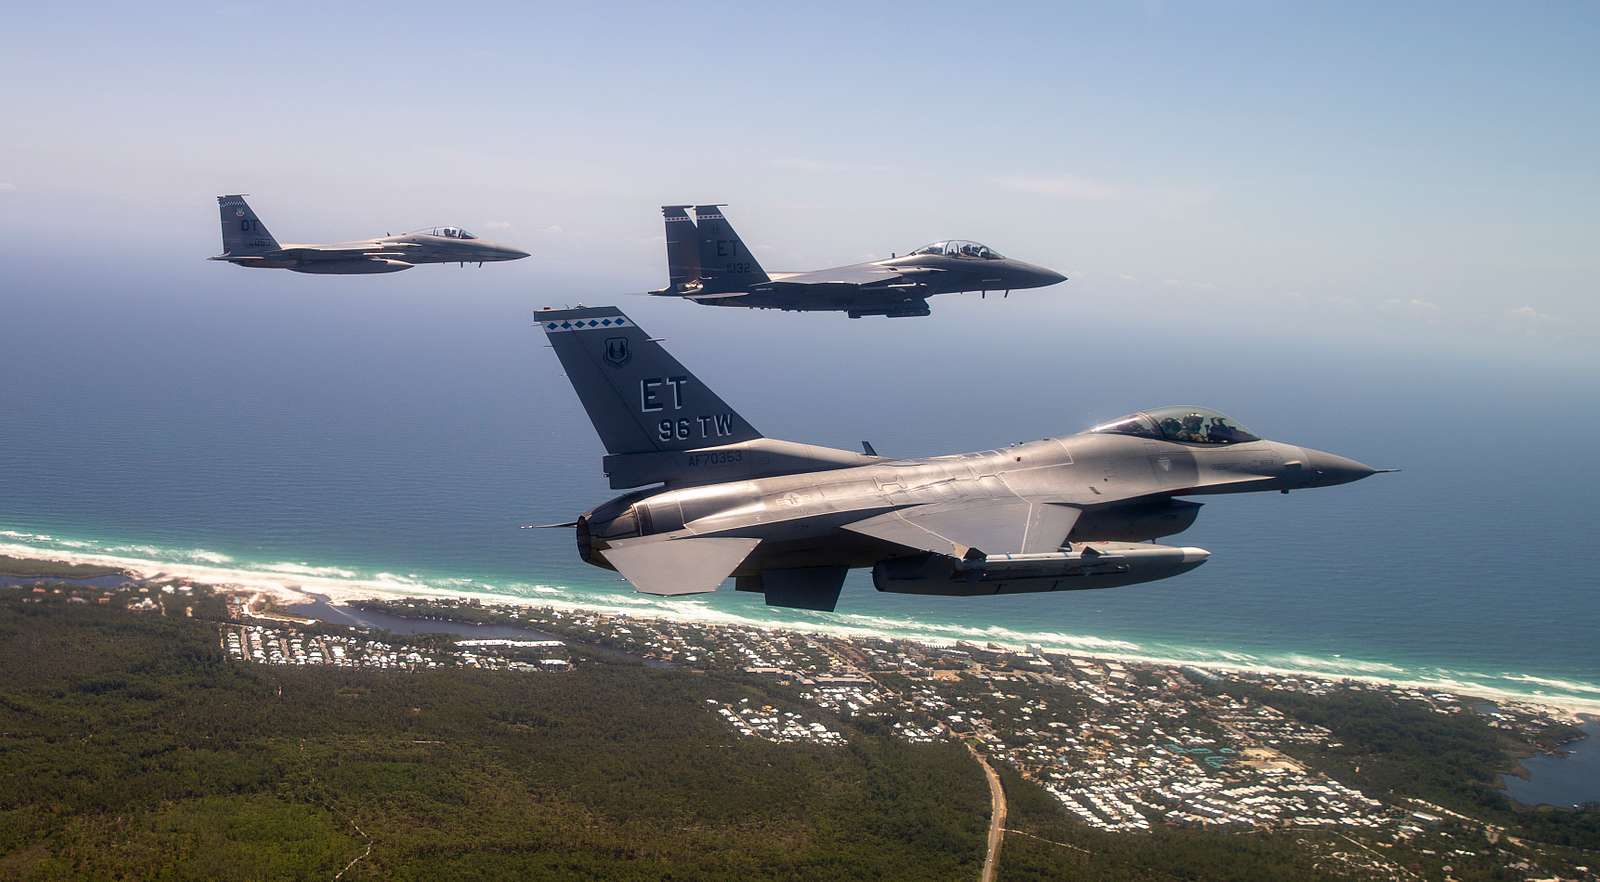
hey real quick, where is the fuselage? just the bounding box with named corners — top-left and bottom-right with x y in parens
top-left (866, 250), bottom-right (1067, 295)
top-left (580, 430), bottom-right (1372, 577)
top-left (364, 232), bottom-right (530, 265)
top-left (705, 252), bottom-right (1066, 315)
top-left (219, 232), bottom-right (529, 273)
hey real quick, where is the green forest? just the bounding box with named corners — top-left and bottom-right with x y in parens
top-left (4, 585), bottom-right (1598, 881)
top-left (0, 590), bottom-right (988, 881)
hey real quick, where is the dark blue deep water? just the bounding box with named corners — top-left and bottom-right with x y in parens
top-left (2, 248), bottom-right (1597, 710)
top-left (1504, 721), bottom-right (1600, 807)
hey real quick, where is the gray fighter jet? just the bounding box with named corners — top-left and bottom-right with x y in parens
top-left (650, 205), bottom-right (1066, 317)
top-left (534, 306), bottom-right (1389, 612)
top-left (209, 195), bottom-right (529, 274)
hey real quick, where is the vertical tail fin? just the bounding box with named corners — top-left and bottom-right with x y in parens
top-left (692, 205), bottom-right (769, 292)
top-left (661, 205), bottom-right (701, 293)
top-left (535, 306), bottom-right (761, 457)
top-left (217, 195), bottom-right (279, 256)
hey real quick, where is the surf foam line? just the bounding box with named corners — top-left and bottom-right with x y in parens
top-left (2, 535), bottom-right (1597, 716)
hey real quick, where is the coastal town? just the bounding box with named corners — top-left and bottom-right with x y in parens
top-left (219, 622), bottom-right (571, 672)
top-left (388, 597), bottom-right (1595, 879)
top-left (6, 575), bottom-right (1596, 880)
top-left (354, 597), bottom-right (1591, 863)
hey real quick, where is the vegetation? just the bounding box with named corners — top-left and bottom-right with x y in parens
top-left (0, 588), bottom-right (987, 880)
top-left (0, 556), bottom-right (123, 579)
top-left (5, 582), bottom-right (1596, 879)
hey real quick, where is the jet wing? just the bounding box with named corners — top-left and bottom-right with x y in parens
top-left (844, 499), bottom-right (1080, 557)
top-left (275, 242), bottom-right (419, 260)
top-left (685, 291), bottom-right (749, 301)
top-left (753, 263), bottom-right (937, 291)
top-left (600, 536), bottom-right (760, 596)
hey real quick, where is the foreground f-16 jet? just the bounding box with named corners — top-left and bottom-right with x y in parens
top-left (209, 195), bottom-right (529, 274)
top-left (534, 306), bottom-right (1389, 612)
top-left (649, 204), bottom-right (1066, 317)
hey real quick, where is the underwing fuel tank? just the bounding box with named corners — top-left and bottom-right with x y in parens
top-left (872, 542), bottom-right (1210, 596)
top-left (290, 259), bottom-right (413, 274)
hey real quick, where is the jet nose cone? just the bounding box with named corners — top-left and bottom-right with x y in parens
top-left (504, 248), bottom-right (531, 260)
top-left (1019, 264), bottom-right (1067, 288)
top-left (1302, 449), bottom-right (1378, 487)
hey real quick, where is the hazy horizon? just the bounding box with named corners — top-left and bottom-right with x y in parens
top-left (3, 2), bottom-right (1597, 361)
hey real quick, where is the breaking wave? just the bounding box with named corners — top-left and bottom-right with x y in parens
top-left (259, 562), bottom-right (361, 579)
top-left (3, 523), bottom-right (1598, 715)
top-left (1501, 674), bottom-right (1600, 696)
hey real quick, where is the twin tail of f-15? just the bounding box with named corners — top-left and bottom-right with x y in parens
top-left (209, 195), bottom-right (529, 274)
top-left (533, 305), bottom-right (1392, 612)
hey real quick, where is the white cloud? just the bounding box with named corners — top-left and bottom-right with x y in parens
top-left (1504, 305), bottom-right (1557, 335)
top-left (481, 220), bottom-right (513, 230)
top-left (540, 224), bottom-right (564, 234)
top-left (992, 173), bottom-right (1121, 201)
top-left (0, 182), bottom-right (15, 193)
top-left (1380, 297), bottom-right (1442, 322)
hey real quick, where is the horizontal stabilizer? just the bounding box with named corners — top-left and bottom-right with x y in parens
top-left (845, 499), bottom-right (1080, 557)
top-left (602, 536), bottom-right (759, 596)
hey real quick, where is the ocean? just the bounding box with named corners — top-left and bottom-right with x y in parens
top-left (2, 251), bottom-right (1597, 711)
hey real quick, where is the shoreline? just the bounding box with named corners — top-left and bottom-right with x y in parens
top-left (4, 539), bottom-right (1598, 719)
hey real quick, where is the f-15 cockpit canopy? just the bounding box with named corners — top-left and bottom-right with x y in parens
top-left (409, 226), bottom-right (477, 239)
top-left (909, 240), bottom-right (1005, 259)
top-left (1089, 406), bottom-right (1261, 445)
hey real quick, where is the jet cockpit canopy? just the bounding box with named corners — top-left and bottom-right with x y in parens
top-left (909, 240), bottom-right (1005, 259)
top-left (1089, 406), bottom-right (1260, 445)
top-left (411, 226), bottom-right (477, 239)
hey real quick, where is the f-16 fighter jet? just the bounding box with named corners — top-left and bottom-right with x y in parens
top-left (209, 195), bottom-right (529, 274)
top-left (649, 204), bottom-right (1066, 317)
top-left (534, 306), bottom-right (1390, 612)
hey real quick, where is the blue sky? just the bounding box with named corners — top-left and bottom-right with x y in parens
top-left (2, 1), bottom-right (1596, 355)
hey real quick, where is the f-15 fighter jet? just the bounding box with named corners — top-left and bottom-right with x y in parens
top-left (209, 195), bottom-right (529, 274)
top-left (650, 204), bottom-right (1066, 317)
top-left (533, 306), bottom-right (1390, 612)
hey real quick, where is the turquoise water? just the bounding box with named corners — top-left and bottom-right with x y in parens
top-left (2, 258), bottom-right (1597, 709)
